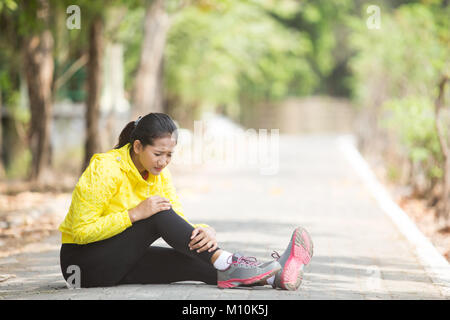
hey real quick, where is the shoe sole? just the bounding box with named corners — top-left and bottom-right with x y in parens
top-left (280, 226), bottom-right (313, 291)
top-left (217, 266), bottom-right (281, 289)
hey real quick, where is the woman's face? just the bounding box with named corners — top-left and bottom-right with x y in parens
top-left (132, 135), bottom-right (176, 176)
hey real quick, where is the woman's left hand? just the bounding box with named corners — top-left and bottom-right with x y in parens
top-left (189, 227), bottom-right (218, 253)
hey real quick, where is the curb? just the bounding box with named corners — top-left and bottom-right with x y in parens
top-left (337, 134), bottom-right (450, 297)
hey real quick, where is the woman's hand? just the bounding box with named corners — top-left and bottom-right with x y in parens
top-left (128, 195), bottom-right (172, 223)
top-left (189, 227), bottom-right (218, 253)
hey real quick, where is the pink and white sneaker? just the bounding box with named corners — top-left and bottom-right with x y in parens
top-left (271, 226), bottom-right (314, 291)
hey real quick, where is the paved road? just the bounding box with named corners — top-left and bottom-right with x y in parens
top-left (0, 134), bottom-right (448, 299)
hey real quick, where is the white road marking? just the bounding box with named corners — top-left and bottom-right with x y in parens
top-left (337, 134), bottom-right (450, 297)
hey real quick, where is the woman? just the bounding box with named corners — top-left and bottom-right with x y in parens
top-left (59, 112), bottom-right (313, 290)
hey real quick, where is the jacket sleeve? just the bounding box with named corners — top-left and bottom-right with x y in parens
top-left (70, 155), bottom-right (132, 244)
top-left (161, 168), bottom-right (209, 229)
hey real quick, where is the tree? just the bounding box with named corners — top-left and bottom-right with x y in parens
top-left (434, 75), bottom-right (450, 222)
top-left (21, 0), bottom-right (54, 183)
top-left (0, 88), bottom-right (4, 179)
top-left (131, 0), bottom-right (170, 118)
top-left (83, 13), bottom-right (104, 171)
top-left (260, 0), bottom-right (355, 97)
top-left (163, 0), bottom-right (316, 125)
top-left (79, 0), bottom-right (144, 170)
top-left (349, 2), bottom-right (450, 224)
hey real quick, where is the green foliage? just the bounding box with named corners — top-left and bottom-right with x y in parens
top-left (164, 1), bottom-right (316, 112)
top-left (113, 6), bottom-right (145, 92)
top-left (381, 96), bottom-right (443, 178)
top-left (260, 0), bottom-right (356, 96)
top-left (349, 3), bottom-right (449, 103)
top-left (0, 0), bottom-right (17, 12)
top-left (387, 164), bottom-right (401, 183)
top-left (1, 0), bottom-right (448, 188)
top-left (5, 147), bottom-right (31, 179)
top-left (349, 2), bottom-right (450, 184)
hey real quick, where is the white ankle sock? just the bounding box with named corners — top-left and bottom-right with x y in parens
top-left (213, 251), bottom-right (233, 271)
top-left (266, 275), bottom-right (275, 285)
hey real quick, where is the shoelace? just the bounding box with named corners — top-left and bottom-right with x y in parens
top-left (227, 255), bottom-right (259, 267)
top-left (271, 251), bottom-right (280, 260)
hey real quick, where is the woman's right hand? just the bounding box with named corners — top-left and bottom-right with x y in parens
top-left (128, 195), bottom-right (172, 223)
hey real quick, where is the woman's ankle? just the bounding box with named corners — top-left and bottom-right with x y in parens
top-left (210, 249), bottom-right (223, 264)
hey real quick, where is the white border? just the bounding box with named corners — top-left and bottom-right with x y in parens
top-left (337, 134), bottom-right (450, 297)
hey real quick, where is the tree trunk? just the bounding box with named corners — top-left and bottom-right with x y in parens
top-left (102, 43), bottom-right (126, 149)
top-left (23, 28), bottom-right (54, 184)
top-left (132, 0), bottom-right (170, 118)
top-left (83, 15), bottom-right (104, 171)
top-left (155, 55), bottom-right (165, 113)
top-left (0, 89), bottom-right (4, 179)
top-left (434, 75), bottom-right (449, 222)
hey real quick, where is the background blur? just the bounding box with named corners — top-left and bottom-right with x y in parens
top-left (0, 0), bottom-right (449, 258)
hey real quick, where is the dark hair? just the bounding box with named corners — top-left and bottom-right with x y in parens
top-left (114, 113), bottom-right (178, 150)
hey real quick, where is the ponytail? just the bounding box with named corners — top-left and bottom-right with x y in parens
top-left (114, 113), bottom-right (178, 150)
top-left (114, 121), bottom-right (136, 149)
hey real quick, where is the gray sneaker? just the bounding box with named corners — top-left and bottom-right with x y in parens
top-left (217, 253), bottom-right (281, 289)
top-left (271, 226), bottom-right (314, 290)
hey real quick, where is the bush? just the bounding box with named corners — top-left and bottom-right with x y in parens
top-left (348, 3), bottom-right (449, 198)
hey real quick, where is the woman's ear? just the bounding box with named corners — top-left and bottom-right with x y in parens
top-left (133, 140), bottom-right (143, 154)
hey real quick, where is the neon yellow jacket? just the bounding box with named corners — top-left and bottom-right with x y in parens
top-left (59, 143), bottom-right (208, 244)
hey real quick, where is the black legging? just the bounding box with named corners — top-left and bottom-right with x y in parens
top-left (60, 208), bottom-right (219, 288)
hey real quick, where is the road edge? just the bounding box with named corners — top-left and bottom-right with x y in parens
top-left (337, 134), bottom-right (450, 297)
